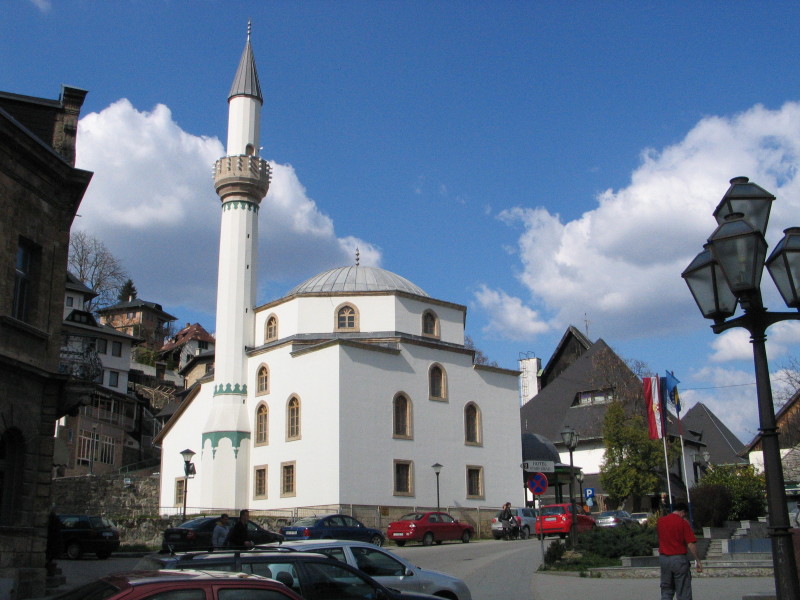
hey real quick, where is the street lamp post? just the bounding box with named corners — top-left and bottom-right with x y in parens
top-left (180, 448), bottom-right (196, 521)
top-left (431, 463), bottom-right (442, 511)
top-left (560, 425), bottom-right (579, 549)
top-left (576, 471), bottom-right (585, 508)
top-left (682, 176), bottom-right (800, 600)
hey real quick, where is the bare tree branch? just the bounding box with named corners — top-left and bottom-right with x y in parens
top-left (68, 230), bottom-right (128, 311)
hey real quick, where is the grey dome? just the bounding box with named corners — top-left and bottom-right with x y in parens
top-left (287, 266), bottom-right (428, 297)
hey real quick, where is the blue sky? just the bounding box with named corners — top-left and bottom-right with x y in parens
top-left (6, 1), bottom-right (800, 442)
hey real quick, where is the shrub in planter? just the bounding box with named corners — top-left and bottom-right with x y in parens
top-left (575, 524), bottom-right (657, 559)
top-left (543, 540), bottom-right (566, 565)
top-left (691, 484), bottom-right (733, 528)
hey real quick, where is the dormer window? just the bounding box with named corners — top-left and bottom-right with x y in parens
top-left (335, 303), bottom-right (359, 332)
top-left (422, 310), bottom-right (439, 338)
top-left (572, 389), bottom-right (614, 406)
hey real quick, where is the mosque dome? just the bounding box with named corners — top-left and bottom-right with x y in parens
top-left (287, 266), bottom-right (429, 297)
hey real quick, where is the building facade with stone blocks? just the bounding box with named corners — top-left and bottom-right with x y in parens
top-left (0, 86), bottom-right (92, 599)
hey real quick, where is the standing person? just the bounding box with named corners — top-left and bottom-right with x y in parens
top-left (212, 513), bottom-right (229, 549)
top-left (657, 501), bottom-right (702, 600)
top-left (227, 509), bottom-right (254, 549)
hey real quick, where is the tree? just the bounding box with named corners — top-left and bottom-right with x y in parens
top-left (464, 335), bottom-right (498, 367)
top-left (698, 464), bottom-right (766, 521)
top-left (118, 279), bottom-right (138, 302)
top-left (68, 230), bottom-right (128, 311)
top-left (600, 400), bottom-right (672, 511)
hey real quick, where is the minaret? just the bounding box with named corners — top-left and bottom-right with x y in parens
top-left (202, 22), bottom-right (271, 509)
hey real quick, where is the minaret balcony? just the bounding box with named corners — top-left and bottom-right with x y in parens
top-left (214, 155), bottom-right (271, 202)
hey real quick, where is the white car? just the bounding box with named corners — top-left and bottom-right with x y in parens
top-left (276, 539), bottom-right (472, 600)
top-left (490, 507), bottom-right (538, 539)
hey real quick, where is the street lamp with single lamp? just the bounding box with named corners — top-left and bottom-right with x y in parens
top-left (576, 471), bottom-right (585, 508)
top-left (431, 463), bottom-right (443, 511)
top-left (560, 425), bottom-right (579, 548)
top-left (681, 176), bottom-right (800, 600)
top-left (180, 448), bottom-right (196, 520)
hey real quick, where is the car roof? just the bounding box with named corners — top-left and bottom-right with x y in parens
top-left (110, 569), bottom-right (274, 586)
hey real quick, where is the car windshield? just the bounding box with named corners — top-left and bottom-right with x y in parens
top-left (179, 517), bottom-right (211, 529)
top-left (291, 517), bottom-right (320, 526)
top-left (540, 506), bottom-right (565, 516)
top-left (89, 516), bottom-right (113, 528)
top-left (398, 513), bottom-right (425, 521)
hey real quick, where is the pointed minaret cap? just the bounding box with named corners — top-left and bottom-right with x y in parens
top-left (228, 20), bottom-right (263, 102)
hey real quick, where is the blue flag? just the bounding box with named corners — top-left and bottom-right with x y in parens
top-left (663, 370), bottom-right (681, 415)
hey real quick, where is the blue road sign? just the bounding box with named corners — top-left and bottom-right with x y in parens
top-left (585, 487), bottom-right (595, 499)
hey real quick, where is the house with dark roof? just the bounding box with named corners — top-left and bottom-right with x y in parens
top-left (520, 326), bottom-right (739, 512)
top-left (97, 298), bottom-right (177, 354)
top-left (158, 322), bottom-right (215, 372)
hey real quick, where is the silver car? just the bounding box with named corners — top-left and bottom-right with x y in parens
top-left (277, 539), bottom-right (472, 600)
top-left (490, 507), bottom-right (538, 539)
top-left (594, 510), bottom-right (637, 527)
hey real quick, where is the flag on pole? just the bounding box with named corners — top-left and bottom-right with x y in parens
top-left (662, 370), bottom-right (682, 434)
top-left (644, 376), bottom-right (663, 440)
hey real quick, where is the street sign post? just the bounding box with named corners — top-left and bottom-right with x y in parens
top-left (521, 460), bottom-right (554, 473)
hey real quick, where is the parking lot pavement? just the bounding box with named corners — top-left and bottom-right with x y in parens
top-left (533, 572), bottom-right (776, 600)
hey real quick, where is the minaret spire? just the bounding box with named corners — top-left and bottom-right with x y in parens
top-left (203, 24), bottom-right (271, 510)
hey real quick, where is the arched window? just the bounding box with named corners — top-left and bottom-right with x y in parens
top-left (335, 303), bottom-right (359, 331)
top-left (265, 315), bottom-right (278, 342)
top-left (422, 310), bottom-right (439, 337)
top-left (256, 365), bottom-right (269, 395)
top-left (255, 404), bottom-right (268, 446)
top-left (393, 394), bottom-right (412, 438)
top-left (287, 396), bottom-right (301, 440)
top-left (464, 402), bottom-right (482, 445)
top-left (429, 364), bottom-right (447, 400)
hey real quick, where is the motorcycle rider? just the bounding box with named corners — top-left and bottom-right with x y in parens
top-left (499, 502), bottom-right (519, 539)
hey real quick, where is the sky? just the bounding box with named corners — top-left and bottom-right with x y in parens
top-left (5, 1), bottom-right (800, 444)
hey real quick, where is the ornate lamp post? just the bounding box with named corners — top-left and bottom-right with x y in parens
top-left (560, 425), bottom-right (579, 548)
top-left (180, 448), bottom-right (196, 520)
top-left (431, 463), bottom-right (443, 511)
top-left (576, 471), bottom-right (585, 508)
top-left (682, 176), bottom-right (800, 600)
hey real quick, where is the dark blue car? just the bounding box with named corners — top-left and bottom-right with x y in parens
top-left (279, 514), bottom-right (385, 546)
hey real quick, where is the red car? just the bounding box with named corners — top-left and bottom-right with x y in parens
top-left (535, 503), bottom-right (596, 539)
top-left (48, 570), bottom-right (304, 600)
top-left (387, 511), bottom-right (474, 546)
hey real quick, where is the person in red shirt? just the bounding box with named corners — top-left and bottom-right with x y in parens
top-left (657, 501), bottom-right (702, 600)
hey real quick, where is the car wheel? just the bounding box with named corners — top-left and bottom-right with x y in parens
top-left (461, 531), bottom-right (471, 543)
top-left (395, 541), bottom-right (406, 547)
top-left (96, 551), bottom-right (111, 560)
top-left (370, 535), bottom-right (383, 547)
top-left (521, 526), bottom-right (530, 540)
top-left (66, 541), bottom-right (82, 560)
top-left (422, 532), bottom-right (434, 546)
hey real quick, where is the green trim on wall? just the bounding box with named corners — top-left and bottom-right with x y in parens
top-left (222, 201), bottom-right (259, 212)
top-left (213, 383), bottom-right (248, 396)
top-left (202, 431), bottom-right (251, 458)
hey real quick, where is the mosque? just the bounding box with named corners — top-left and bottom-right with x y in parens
top-left (156, 28), bottom-right (521, 513)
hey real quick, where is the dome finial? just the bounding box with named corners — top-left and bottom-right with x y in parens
top-left (355, 247), bottom-right (360, 266)
top-left (247, 19), bottom-right (252, 42)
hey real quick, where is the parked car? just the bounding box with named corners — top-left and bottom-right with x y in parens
top-left (135, 549), bottom-right (441, 600)
top-left (161, 516), bottom-right (282, 552)
top-left (57, 514), bottom-right (120, 559)
top-left (629, 512), bottom-right (650, 525)
top-left (279, 513), bottom-right (385, 546)
top-left (387, 511), bottom-right (474, 546)
top-left (534, 504), bottom-right (596, 539)
top-left (47, 569), bottom-right (304, 600)
top-left (278, 539), bottom-right (472, 600)
top-left (490, 507), bottom-right (538, 540)
top-left (595, 510), bottom-right (638, 528)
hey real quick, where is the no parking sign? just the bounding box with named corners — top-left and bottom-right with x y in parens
top-left (527, 472), bottom-right (548, 495)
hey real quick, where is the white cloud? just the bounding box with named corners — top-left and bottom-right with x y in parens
top-left (29, 0), bottom-right (51, 13)
top-left (75, 99), bottom-right (380, 319)
top-left (477, 102), bottom-right (800, 345)
top-left (473, 285), bottom-right (550, 340)
top-left (710, 321), bottom-right (800, 363)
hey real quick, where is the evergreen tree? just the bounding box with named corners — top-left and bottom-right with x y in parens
top-left (698, 464), bottom-right (766, 521)
top-left (118, 279), bottom-right (138, 302)
top-left (599, 400), bottom-right (667, 511)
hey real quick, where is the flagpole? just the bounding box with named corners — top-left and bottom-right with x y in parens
top-left (661, 434), bottom-right (673, 511)
top-left (678, 431), bottom-right (693, 522)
